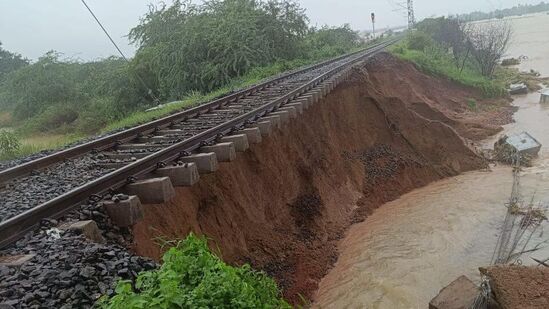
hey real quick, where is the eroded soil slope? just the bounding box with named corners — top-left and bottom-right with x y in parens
top-left (131, 52), bottom-right (511, 303)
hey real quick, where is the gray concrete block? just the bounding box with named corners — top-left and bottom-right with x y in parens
top-left (155, 163), bottom-right (199, 186)
top-left (278, 107), bottom-right (297, 119)
top-left (238, 127), bottom-right (262, 144)
top-left (127, 177), bottom-right (175, 204)
top-left (256, 121), bottom-right (273, 136)
top-left (221, 134), bottom-right (249, 152)
top-left (261, 115), bottom-right (281, 129)
top-left (201, 142), bottom-right (236, 162)
top-left (103, 195), bottom-right (144, 227)
top-left (180, 153), bottom-right (218, 173)
top-left (429, 275), bottom-right (478, 309)
top-left (0, 255), bottom-right (35, 267)
top-left (68, 220), bottom-right (105, 243)
top-left (285, 102), bottom-right (303, 114)
top-left (270, 111), bottom-right (290, 124)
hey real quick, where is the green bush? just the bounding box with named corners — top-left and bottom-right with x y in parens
top-left (0, 129), bottom-right (20, 156)
top-left (406, 31), bottom-right (433, 51)
top-left (21, 104), bottom-right (79, 134)
top-left (99, 233), bottom-right (291, 309)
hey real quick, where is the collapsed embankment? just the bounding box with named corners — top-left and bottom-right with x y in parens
top-left (131, 52), bottom-right (512, 303)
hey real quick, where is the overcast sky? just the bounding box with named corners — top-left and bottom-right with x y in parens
top-left (0, 0), bottom-right (542, 60)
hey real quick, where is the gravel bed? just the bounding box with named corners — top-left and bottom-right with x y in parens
top-left (0, 201), bottom-right (157, 309)
top-left (0, 155), bottom-right (114, 222)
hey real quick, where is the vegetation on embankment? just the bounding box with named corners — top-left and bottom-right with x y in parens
top-left (98, 234), bottom-right (291, 309)
top-left (0, 0), bottom-right (383, 160)
top-left (389, 17), bottom-right (540, 98)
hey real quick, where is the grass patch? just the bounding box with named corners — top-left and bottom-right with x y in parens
top-left (98, 233), bottom-right (291, 309)
top-left (0, 133), bottom-right (83, 161)
top-left (389, 42), bottom-right (507, 98)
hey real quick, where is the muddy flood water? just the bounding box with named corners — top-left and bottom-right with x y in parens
top-left (314, 13), bottom-right (549, 308)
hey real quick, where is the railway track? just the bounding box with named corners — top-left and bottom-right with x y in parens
top-left (0, 40), bottom-right (396, 248)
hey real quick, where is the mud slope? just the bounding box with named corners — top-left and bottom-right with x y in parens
top-left (131, 53), bottom-right (506, 303)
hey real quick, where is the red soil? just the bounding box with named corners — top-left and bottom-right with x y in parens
top-left (481, 265), bottom-right (549, 309)
top-left (131, 53), bottom-right (512, 304)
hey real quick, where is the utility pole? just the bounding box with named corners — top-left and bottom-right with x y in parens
top-left (371, 12), bottom-right (376, 39)
top-left (407, 0), bottom-right (415, 29)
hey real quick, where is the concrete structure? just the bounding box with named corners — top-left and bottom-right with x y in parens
top-left (221, 134), bottom-right (249, 152)
top-left (237, 127), bottom-right (262, 144)
top-left (103, 195), bottom-right (144, 227)
top-left (0, 254), bottom-right (35, 267)
top-left (256, 121), bottom-right (273, 136)
top-left (429, 276), bottom-right (478, 309)
top-left (284, 102), bottom-right (303, 114)
top-left (261, 115), bottom-right (282, 129)
top-left (541, 89), bottom-right (549, 103)
top-left (502, 132), bottom-right (542, 157)
top-left (155, 163), bottom-right (200, 186)
top-left (68, 220), bottom-right (105, 243)
top-left (180, 153), bottom-right (218, 173)
top-left (279, 106), bottom-right (297, 119)
top-left (127, 177), bottom-right (176, 204)
top-left (269, 111), bottom-right (290, 124)
top-left (201, 142), bottom-right (236, 162)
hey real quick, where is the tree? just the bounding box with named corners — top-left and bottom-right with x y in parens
top-left (466, 21), bottom-right (512, 77)
top-left (0, 42), bottom-right (29, 81)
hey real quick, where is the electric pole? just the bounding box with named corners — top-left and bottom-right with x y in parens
top-left (407, 0), bottom-right (415, 29)
top-left (371, 12), bottom-right (376, 39)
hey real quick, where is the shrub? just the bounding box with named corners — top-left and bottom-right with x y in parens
top-left (98, 233), bottom-right (291, 309)
top-left (407, 31), bottom-right (433, 51)
top-left (0, 129), bottom-right (20, 155)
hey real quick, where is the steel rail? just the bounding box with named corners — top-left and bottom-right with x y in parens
top-left (0, 42), bottom-right (387, 184)
top-left (0, 40), bottom-right (395, 248)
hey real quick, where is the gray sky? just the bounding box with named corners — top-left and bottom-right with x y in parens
top-left (0, 0), bottom-right (542, 60)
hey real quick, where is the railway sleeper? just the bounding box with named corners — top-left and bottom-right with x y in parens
top-left (103, 195), bottom-right (144, 227)
top-left (278, 106), bottom-right (297, 119)
top-left (220, 134), bottom-right (249, 152)
top-left (200, 142), bottom-right (236, 162)
top-left (237, 127), bottom-right (262, 144)
top-left (154, 162), bottom-right (200, 187)
top-left (180, 152), bottom-right (218, 173)
top-left (261, 114), bottom-right (282, 129)
top-left (126, 177), bottom-right (176, 204)
top-left (270, 110), bottom-right (291, 124)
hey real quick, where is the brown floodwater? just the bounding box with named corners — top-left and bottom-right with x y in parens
top-left (314, 14), bottom-right (549, 309)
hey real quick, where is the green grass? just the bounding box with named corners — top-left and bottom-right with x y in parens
top-left (389, 43), bottom-right (507, 98)
top-left (0, 133), bottom-right (83, 161)
top-left (98, 233), bottom-right (291, 309)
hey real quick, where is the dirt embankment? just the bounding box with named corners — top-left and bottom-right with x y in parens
top-left (131, 52), bottom-right (512, 304)
top-left (481, 265), bottom-right (549, 308)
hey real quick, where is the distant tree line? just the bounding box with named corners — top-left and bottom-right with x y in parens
top-left (0, 0), bottom-right (363, 134)
top-left (458, 1), bottom-right (549, 21)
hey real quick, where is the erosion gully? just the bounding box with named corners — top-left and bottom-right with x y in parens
top-left (314, 13), bottom-right (549, 309)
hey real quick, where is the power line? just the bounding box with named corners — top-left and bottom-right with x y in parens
top-left (79, 0), bottom-right (158, 103)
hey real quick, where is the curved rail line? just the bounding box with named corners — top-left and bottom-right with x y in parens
top-left (0, 40), bottom-right (396, 248)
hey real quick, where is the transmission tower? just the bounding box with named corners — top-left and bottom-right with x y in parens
top-left (407, 0), bottom-right (415, 29)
